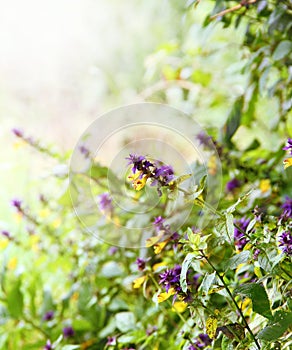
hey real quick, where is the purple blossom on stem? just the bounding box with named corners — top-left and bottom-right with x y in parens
top-left (1, 230), bottom-right (11, 239)
top-left (98, 193), bottom-right (112, 212)
top-left (136, 258), bottom-right (146, 271)
top-left (189, 333), bottom-right (212, 349)
top-left (226, 178), bottom-right (240, 193)
top-left (108, 246), bottom-right (118, 255)
top-left (79, 145), bottom-right (90, 158)
top-left (11, 198), bottom-right (22, 212)
top-left (12, 128), bottom-right (24, 138)
top-left (159, 265), bottom-right (182, 293)
top-left (234, 217), bottom-right (250, 251)
top-left (63, 326), bottom-right (74, 338)
top-left (196, 131), bottom-right (212, 147)
top-left (281, 196), bottom-right (292, 219)
top-left (44, 340), bottom-right (53, 350)
top-left (43, 310), bottom-right (54, 321)
top-left (126, 154), bottom-right (146, 174)
top-left (154, 165), bottom-right (174, 185)
top-left (153, 216), bottom-right (165, 230)
top-left (279, 231), bottom-right (292, 256)
top-left (283, 138), bottom-right (292, 155)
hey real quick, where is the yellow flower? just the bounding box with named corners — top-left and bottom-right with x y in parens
top-left (153, 241), bottom-right (168, 254)
top-left (133, 275), bottom-right (147, 289)
top-left (206, 315), bottom-right (218, 339)
top-left (8, 257), bottom-right (18, 270)
top-left (260, 179), bottom-right (271, 193)
top-left (172, 301), bottom-right (187, 313)
top-left (152, 261), bottom-right (167, 271)
top-left (0, 240), bottom-right (9, 250)
top-left (157, 288), bottom-right (175, 303)
top-left (284, 158), bottom-right (292, 169)
top-left (146, 236), bottom-right (161, 247)
top-left (128, 171), bottom-right (148, 191)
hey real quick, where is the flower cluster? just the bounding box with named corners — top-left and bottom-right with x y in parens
top-left (281, 196), bottom-right (292, 219)
top-left (234, 217), bottom-right (250, 251)
top-left (189, 333), bottom-right (212, 350)
top-left (279, 231), bottom-right (292, 256)
top-left (283, 138), bottom-right (292, 155)
top-left (126, 154), bottom-right (174, 195)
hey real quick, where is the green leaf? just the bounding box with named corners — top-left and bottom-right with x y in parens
top-left (7, 280), bottom-right (24, 318)
top-left (258, 311), bottom-right (292, 341)
top-left (225, 251), bottom-right (250, 271)
top-left (234, 283), bottom-right (272, 319)
top-left (180, 253), bottom-right (197, 293)
top-left (222, 96), bottom-right (244, 147)
top-left (199, 271), bottom-right (216, 295)
top-left (272, 40), bottom-right (292, 61)
top-left (225, 213), bottom-right (234, 243)
top-left (192, 175), bottom-right (207, 200)
top-left (115, 312), bottom-right (136, 332)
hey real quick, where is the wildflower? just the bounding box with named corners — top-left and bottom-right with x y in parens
top-left (189, 333), bottom-right (212, 349)
top-left (126, 154), bottom-right (147, 174)
top-left (43, 310), bottom-right (54, 321)
top-left (283, 138), bottom-right (292, 155)
top-left (44, 340), bottom-right (53, 350)
top-left (98, 193), bottom-right (112, 212)
top-left (146, 325), bottom-right (157, 336)
top-left (136, 258), bottom-right (146, 271)
top-left (196, 131), bottom-right (212, 147)
top-left (279, 231), bottom-right (292, 256)
top-left (234, 217), bottom-right (250, 251)
top-left (108, 246), bottom-right (118, 255)
top-left (253, 248), bottom-right (261, 260)
top-left (106, 336), bottom-right (117, 346)
top-left (1, 230), bottom-right (11, 239)
top-left (284, 158), bottom-right (292, 169)
top-left (281, 196), bottom-right (292, 219)
top-left (63, 326), bottom-right (74, 338)
top-left (159, 265), bottom-right (182, 293)
top-left (153, 165), bottom-right (174, 185)
top-left (153, 216), bottom-right (165, 230)
top-left (226, 178), bottom-right (240, 193)
top-left (11, 198), bottom-right (22, 212)
top-left (12, 128), bottom-right (24, 138)
top-left (79, 145), bottom-right (90, 158)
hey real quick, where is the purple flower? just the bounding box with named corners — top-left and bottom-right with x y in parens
top-left (189, 333), bottom-right (212, 349)
top-left (1, 230), bottom-right (11, 239)
top-left (196, 131), bottom-right (212, 147)
top-left (106, 336), bottom-right (117, 346)
top-left (153, 216), bottom-right (165, 230)
top-left (63, 326), bottom-right (74, 338)
top-left (79, 145), bottom-right (90, 158)
top-left (44, 340), bottom-right (53, 350)
top-left (154, 165), bottom-right (174, 185)
top-left (226, 178), bottom-right (240, 193)
top-left (126, 154), bottom-right (146, 173)
top-left (159, 265), bottom-right (181, 292)
top-left (146, 325), bottom-right (157, 335)
top-left (12, 128), bottom-right (23, 138)
top-left (253, 248), bottom-right (261, 260)
top-left (108, 246), bottom-right (118, 255)
top-left (136, 258), bottom-right (146, 271)
top-left (234, 217), bottom-right (250, 251)
top-left (98, 193), bottom-right (112, 212)
top-left (11, 198), bottom-right (22, 211)
top-left (43, 310), bottom-right (54, 321)
top-left (283, 138), bottom-right (292, 155)
top-left (281, 196), bottom-right (292, 219)
top-left (279, 231), bottom-right (292, 256)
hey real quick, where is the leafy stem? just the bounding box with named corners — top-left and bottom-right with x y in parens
top-left (201, 252), bottom-right (261, 349)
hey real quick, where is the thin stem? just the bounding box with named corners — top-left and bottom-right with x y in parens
top-left (210, 0), bottom-right (258, 20)
top-left (202, 253), bottom-right (261, 349)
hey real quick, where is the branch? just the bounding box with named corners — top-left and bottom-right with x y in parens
top-left (210, 0), bottom-right (258, 20)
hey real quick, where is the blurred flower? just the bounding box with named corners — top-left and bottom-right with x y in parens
top-left (43, 310), bottom-right (54, 321)
top-left (12, 128), bottom-right (24, 138)
top-left (146, 325), bottom-right (157, 335)
top-left (234, 217), bottom-right (250, 251)
top-left (106, 336), bottom-right (117, 346)
top-left (253, 248), bottom-right (261, 260)
top-left (79, 145), bottom-right (90, 158)
top-left (63, 326), bottom-right (74, 338)
top-left (153, 165), bottom-right (174, 185)
top-left (283, 138), bottom-right (292, 155)
top-left (252, 205), bottom-right (264, 222)
top-left (1, 230), bottom-right (11, 239)
top-left (108, 246), bottom-right (118, 255)
top-left (189, 333), bottom-right (212, 349)
top-left (196, 131), bottom-right (212, 147)
top-left (226, 178), bottom-right (240, 193)
top-left (98, 193), bottom-right (113, 212)
top-left (136, 258), bottom-right (146, 271)
top-left (283, 158), bottom-right (292, 169)
top-left (279, 231), bottom-right (292, 256)
top-left (153, 216), bottom-right (165, 231)
top-left (44, 340), bottom-right (53, 350)
top-left (281, 196), bottom-right (292, 219)
top-left (11, 198), bottom-right (22, 212)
